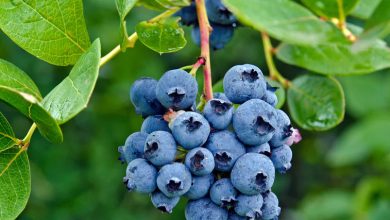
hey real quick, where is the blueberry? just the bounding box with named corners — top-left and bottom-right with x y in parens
top-left (156, 69), bottom-right (198, 110)
top-left (118, 132), bottom-right (148, 163)
top-left (223, 64), bottom-right (267, 104)
top-left (203, 98), bottom-right (234, 130)
top-left (141, 115), bottom-right (170, 134)
top-left (261, 191), bottom-right (281, 220)
top-left (210, 178), bottom-right (238, 208)
top-left (157, 163), bottom-right (192, 197)
top-left (269, 110), bottom-right (293, 148)
top-left (176, 2), bottom-right (197, 26)
top-left (123, 158), bottom-right (157, 193)
top-left (185, 198), bottom-right (228, 220)
top-left (185, 147), bottom-right (215, 176)
top-left (233, 99), bottom-right (278, 146)
top-left (185, 174), bottom-right (214, 200)
top-left (262, 83), bottom-right (278, 107)
top-left (192, 23), bottom-right (235, 50)
top-left (171, 112), bottom-right (211, 149)
top-left (214, 92), bottom-right (231, 102)
top-left (231, 153), bottom-right (275, 195)
top-left (151, 191), bottom-right (180, 213)
top-left (130, 77), bottom-right (165, 116)
top-left (246, 142), bottom-right (271, 156)
top-left (144, 131), bottom-right (177, 166)
top-left (270, 145), bottom-right (292, 173)
top-left (228, 212), bottom-right (246, 220)
top-left (206, 0), bottom-right (237, 25)
top-left (205, 130), bottom-right (246, 172)
top-left (234, 194), bottom-right (263, 219)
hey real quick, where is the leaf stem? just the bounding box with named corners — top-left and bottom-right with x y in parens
top-left (336, 0), bottom-right (346, 29)
top-left (22, 123), bottom-right (37, 144)
top-left (195, 0), bottom-right (213, 101)
top-left (99, 7), bottom-right (181, 67)
top-left (261, 32), bottom-right (291, 88)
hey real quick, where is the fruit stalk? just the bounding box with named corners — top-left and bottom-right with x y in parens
top-left (195, 0), bottom-right (213, 101)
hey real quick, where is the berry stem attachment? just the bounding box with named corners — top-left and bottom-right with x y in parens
top-left (99, 7), bottom-right (180, 67)
top-left (261, 32), bottom-right (291, 88)
top-left (195, 0), bottom-right (213, 101)
top-left (189, 57), bottom-right (206, 76)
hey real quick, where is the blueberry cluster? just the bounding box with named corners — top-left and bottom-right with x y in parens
top-left (119, 64), bottom-right (300, 220)
top-left (176, 0), bottom-right (237, 50)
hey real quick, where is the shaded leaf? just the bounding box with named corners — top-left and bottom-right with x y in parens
top-left (136, 18), bottom-right (187, 53)
top-left (116, 0), bottom-right (138, 51)
top-left (0, 148), bottom-right (30, 220)
top-left (42, 40), bottom-right (101, 124)
top-left (137, 0), bottom-right (167, 10)
top-left (212, 80), bottom-right (223, 93)
top-left (351, 0), bottom-right (382, 19)
top-left (339, 70), bottom-right (390, 117)
top-left (287, 75), bottom-right (345, 131)
top-left (276, 41), bottom-right (390, 75)
top-left (223, 0), bottom-right (347, 45)
top-left (363, 0), bottom-right (390, 39)
top-left (0, 59), bottom-right (63, 143)
top-left (327, 113), bottom-right (390, 167)
top-left (301, 0), bottom-right (359, 18)
top-left (0, 112), bottom-right (17, 153)
top-left (0, 0), bottom-right (90, 66)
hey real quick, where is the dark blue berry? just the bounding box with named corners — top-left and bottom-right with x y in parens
top-left (185, 198), bottom-right (228, 220)
top-left (144, 131), bottom-right (177, 166)
top-left (157, 163), bottom-right (192, 197)
top-left (203, 98), bottom-right (234, 130)
top-left (118, 132), bottom-right (148, 163)
top-left (185, 147), bottom-right (215, 176)
top-left (123, 158), bottom-right (157, 193)
top-left (141, 115), bottom-right (170, 134)
top-left (130, 78), bottom-right (165, 116)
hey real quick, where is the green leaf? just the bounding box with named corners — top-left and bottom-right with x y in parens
top-left (287, 75), bottom-right (345, 131)
top-left (138, 0), bottom-right (189, 10)
top-left (0, 59), bottom-right (63, 143)
top-left (137, 0), bottom-right (167, 10)
top-left (266, 78), bottom-right (285, 109)
top-left (301, 0), bottom-right (359, 18)
top-left (0, 0), bottom-right (91, 66)
top-left (136, 18), bottom-right (187, 53)
top-left (339, 70), bottom-right (390, 117)
top-left (299, 191), bottom-right (353, 220)
top-left (223, 0), bottom-right (347, 45)
top-left (0, 112), bottom-right (17, 153)
top-left (351, 0), bottom-right (381, 19)
top-left (212, 80), bottom-right (223, 93)
top-left (327, 113), bottom-right (390, 167)
top-left (276, 40), bottom-right (390, 75)
top-left (42, 39), bottom-right (101, 124)
top-left (116, 0), bottom-right (138, 51)
top-left (363, 0), bottom-right (390, 39)
top-left (0, 148), bottom-right (31, 220)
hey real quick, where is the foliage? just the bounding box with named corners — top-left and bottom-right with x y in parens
top-left (0, 0), bottom-right (389, 219)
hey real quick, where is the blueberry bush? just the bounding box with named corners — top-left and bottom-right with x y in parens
top-left (0, 0), bottom-right (389, 219)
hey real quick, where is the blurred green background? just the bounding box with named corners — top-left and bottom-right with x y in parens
top-left (0, 0), bottom-right (389, 219)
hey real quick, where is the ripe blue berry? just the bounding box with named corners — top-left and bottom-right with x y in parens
top-left (223, 64), bottom-right (267, 104)
top-left (144, 131), bottom-right (177, 166)
top-left (214, 92), bottom-right (231, 102)
top-left (176, 2), bottom-right (197, 26)
top-left (261, 191), bottom-right (281, 220)
top-left (246, 142), bottom-right (271, 156)
top-left (185, 174), bottom-right (214, 200)
top-left (203, 98), bottom-right (234, 130)
top-left (269, 110), bottom-right (293, 148)
top-left (157, 163), bottom-right (192, 198)
top-left (210, 178), bottom-right (238, 208)
top-left (231, 153), bottom-right (275, 195)
top-left (171, 112), bottom-right (210, 149)
top-left (130, 77), bottom-right (165, 116)
top-left (233, 99), bottom-right (278, 146)
top-left (185, 198), bottom-right (228, 220)
top-left (151, 191), bottom-right (180, 213)
top-left (192, 23), bottom-right (235, 50)
top-left (185, 147), bottom-right (215, 176)
top-left (123, 158), bottom-right (157, 193)
top-left (141, 115), bottom-right (170, 134)
top-left (156, 69), bottom-right (198, 110)
top-left (228, 212), bottom-right (246, 220)
top-left (262, 83), bottom-right (278, 107)
top-left (205, 130), bottom-right (246, 172)
top-left (234, 194), bottom-right (263, 219)
top-left (270, 145), bottom-right (292, 174)
top-left (118, 132), bottom-right (148, 163)
top-left (206, 0), bottom-right (237, 25)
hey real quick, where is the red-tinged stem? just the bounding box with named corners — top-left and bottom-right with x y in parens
top-left (189, 57), bottom-right (206, 76)
top-left (195, 0), bottom-right (213, 101)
